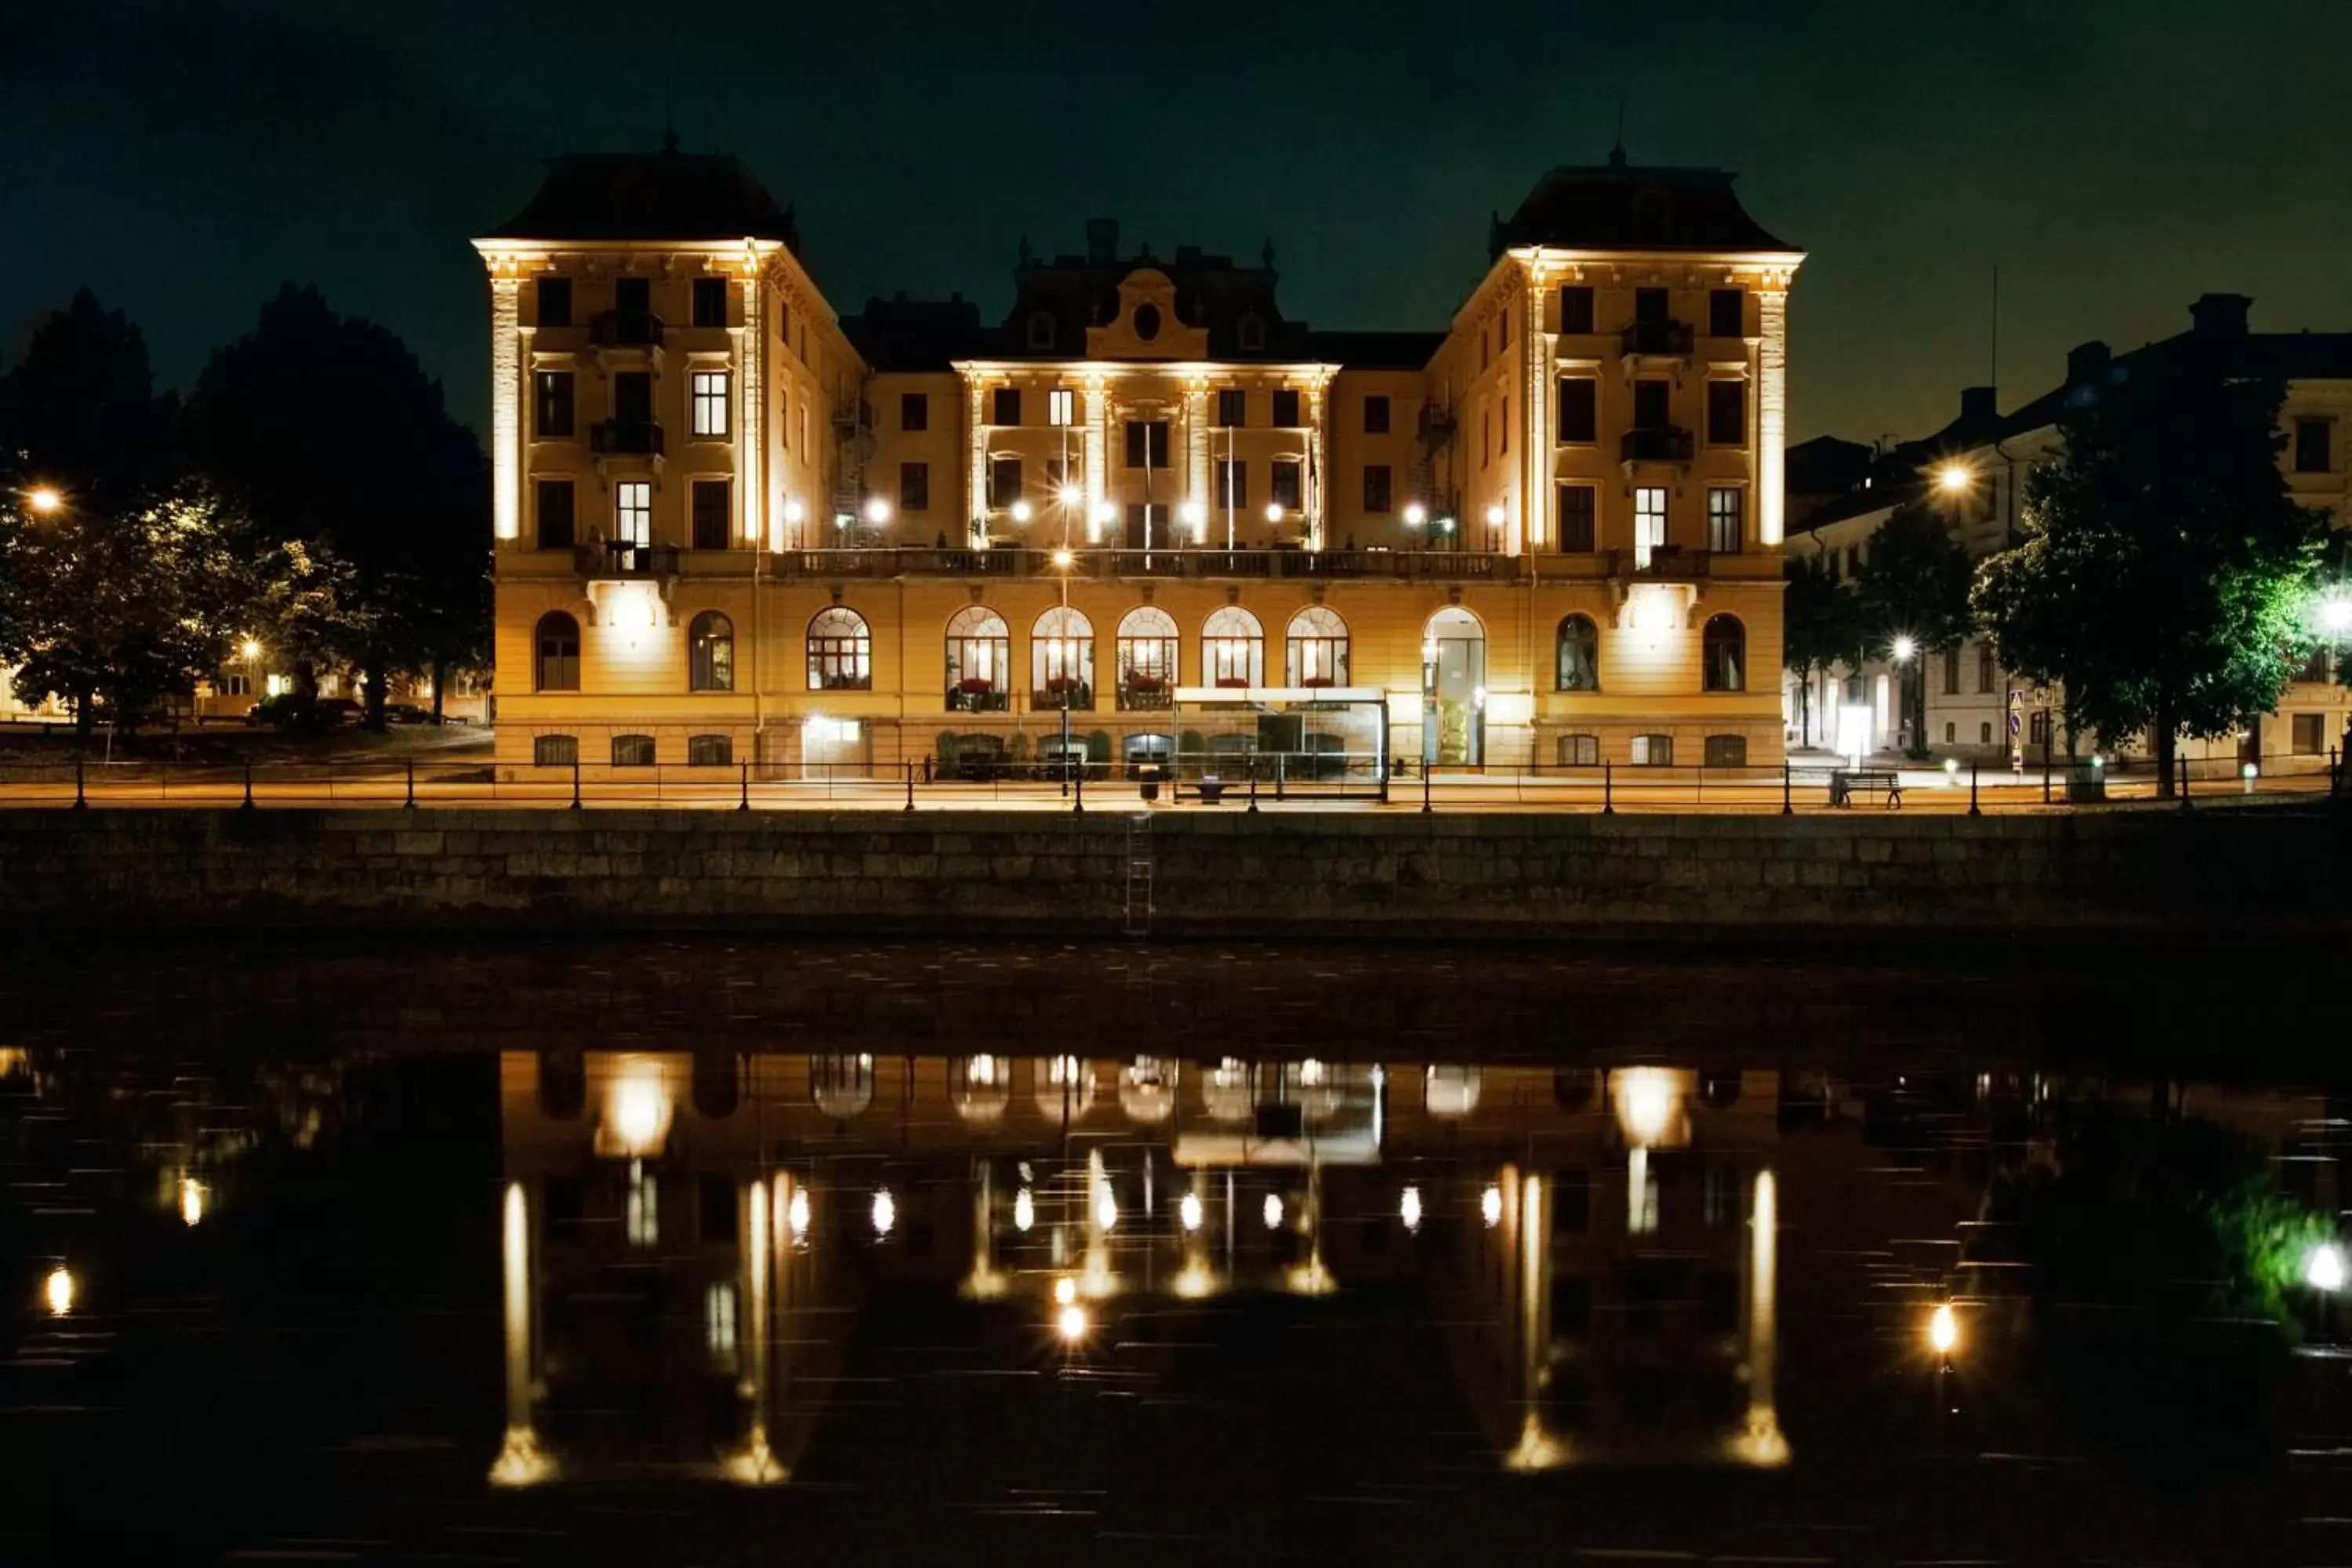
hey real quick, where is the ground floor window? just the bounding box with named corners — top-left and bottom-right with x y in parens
top-left (1631, 734), bottom-right (1674, 766)
top-left (1556, 733), bottom-right (1599, 767)
top-left (1123, 732), bottom-right (1173, 778)
top-left (1980, 722), bottom-right (1993, 744)
top-left (1703, 734), bottom-right (1746, 768)
top-left (612, 734), bottom-right (656, 768)
top-left (534, 735), bottom-right (578, 768)
top-left (1944, 722), bottom-right (1956, 743)
top-left (688, 734), bottom-right (733, 767)
top-left (2292, 713), bottom-right (2325, 754)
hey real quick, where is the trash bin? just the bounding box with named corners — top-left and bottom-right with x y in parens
top-left (2064, 762), bottom-right (2106, 803)
top-left (1138, 764), bottom-right (1162, 803)
top-left (1199, 775), bottom-right (1226, 806)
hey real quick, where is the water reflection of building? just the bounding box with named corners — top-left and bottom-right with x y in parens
top-left (493, 1051), bottom-right (1788, 1481)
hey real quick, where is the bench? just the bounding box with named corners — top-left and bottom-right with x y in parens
top-left (1829, 768), bottom-right (1902, 809)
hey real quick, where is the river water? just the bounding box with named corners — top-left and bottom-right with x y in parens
top-left (1, 938), bottom-right (2345, 1566)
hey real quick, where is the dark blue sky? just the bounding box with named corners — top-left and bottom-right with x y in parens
top-left (5, 0), bottom-right (2347, 447)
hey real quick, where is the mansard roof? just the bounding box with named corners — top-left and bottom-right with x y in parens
top-left (1490, 151), bottom-right (1798, 258)
top-left (483, 143), bottom-right (802, 249)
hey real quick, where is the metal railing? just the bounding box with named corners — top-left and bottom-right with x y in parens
top-left (760, 546), bottom-right (1529, 583)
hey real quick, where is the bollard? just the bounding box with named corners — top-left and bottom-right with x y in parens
top-left (1968, 762), bottom-right (1980, 817)
top-left (405, 758), bottom-right (417, 811)
top-left (569, 759), bottom-right (582, 811)
top-left (1602, 760), bottom-right (1614, 815)
top-left (242, 760), bottom-right (256, 811)
top-left (1248, 766), bottom-right (1259, 815)
top-left (1073, 760), bottom-right (1084, 815)
top-left (2179, 757), bottom-right (2192, 811)
top-left (739, 761), bottom-right (750, 812)
top-left (1421, 758), bottom-right (1432, 815)
top-left (905, 760), bottom-right (916, 813)
top-left (74, 757), bottom-right (86, 810)
top-left (1781, 760), bottom-right (1793, 816)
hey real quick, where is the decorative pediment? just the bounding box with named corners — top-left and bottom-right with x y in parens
top-left (1086, 269), bottom-right (1210, 361)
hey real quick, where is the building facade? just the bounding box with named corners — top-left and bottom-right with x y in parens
top-left (476, 147), bottom-right (1802, 779)
top-left (1784, 295), bottom-right (2352, 768)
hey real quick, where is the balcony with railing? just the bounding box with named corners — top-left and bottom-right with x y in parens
top-left (590, 420), bottom-right (666, 457)
top-left (765, 546), bottom-right (1526, 584)
top-left (1619, 426), bottom-right (1694, 465)
top-left (574, 542), bottom-right (680, 579)
top-left (590, 311), bottom-right (666, 348)
top-left (1606, 545), bottom-right (1711, 582)
top-left (1621, 319), bottom-right (1695, 357)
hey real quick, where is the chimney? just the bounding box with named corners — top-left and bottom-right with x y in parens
top-left (2189, 292), bottom-right (2251, 338)
top-left (1086, 218), bottom-right (1119, 265)
top-left (2065, 340), bottom-right (2111, 385)
top-left (1959, 386), bottom-right (1998, 425)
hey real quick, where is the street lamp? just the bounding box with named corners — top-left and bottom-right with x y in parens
top-left (1265, 502), bottom-right (1284, 526)
top-left (1058, 484), bottom-right (1083, 508)
top-left (2307, 1240), bottom-right (2347, 1293)
top-left (1889, 635), bottom-right (1920, 757)
top-left (1403, 501), bottom-right (1427, 528)
top-left (1935, 462), bottom-right (1972, 496)
top-left (2318, 591), bottom-right (2352, 637)
top-left (24, 485), bottom-right (64, 517)
top-left (239, 637), bottom-right (263, 663)
top-left (863, 496), bottom-right (892, 526)
top-left (1890, 634), bottom-right (1917, 664)
top-left (1010, 499), bottom-right (1033, 524)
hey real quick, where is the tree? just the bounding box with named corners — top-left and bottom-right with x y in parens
top-left (1973, 354), bottom-right (2328, 794)
top-left (0, 289), bottom-right (180, 514)
top-left (186, 285), bottom-right (489, 725)
top-left (1780, 553), bottom-right (1854, 749)
top-left (0, 483), bottom-right (249, 735)
top-left (1853, 504), bottom-right (1975, 757)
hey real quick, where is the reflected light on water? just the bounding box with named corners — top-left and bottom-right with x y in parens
top-left (179, 1174), bottom-right (207, 1227)
top-left (871, 1188), bottom-right (896, 1238)
top-left (44, 1265), bottom-right (74, 1317)
top-left (1261, 1193), bottom-right (1284, 1231)
top-left (787, 1182), bottom-right (811, 1240)
top-left (1929, 1301), bottom-right (1960, 1357)
top-left (1399, 1185), bottom-right (1423, 1232)
top-left (605, 1066), bottom-right (672, 1156)
top-left (1178, 1190), bottom-right (1203, 1232)
top-left (1480, 1183), bottom-right (1503, 1229)
top-left (1613, 1066), bottom-right (1679, 1147)
top-left (1057, 1303), bottom-right (1090, 1342)
top-left (1013, 1186), bottom-right (1035, 1232)
top-left (2307, 1242), bottom-right (2347, 1294)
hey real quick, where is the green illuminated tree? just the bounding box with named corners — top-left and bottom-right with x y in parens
top-left (1973, 355), bottom-right (2327, 794)
top-left (1854, 505), bottom-right (1975, 758)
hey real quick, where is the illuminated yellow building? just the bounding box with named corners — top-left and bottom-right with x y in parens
top-left (476, 144), bottom-right (1802, 777)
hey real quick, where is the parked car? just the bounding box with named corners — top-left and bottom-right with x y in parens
top-left (315, 698), bottom-right (363, 726)
top-left (385, 703), bottom-right (435, 725)
top-left (245, 694), bottom-right (298, 728)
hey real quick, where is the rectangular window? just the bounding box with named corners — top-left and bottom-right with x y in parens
top-left (1123, 419), bottom-right (1170, 468)
top-left (220, 672), bottom-right (250, 697)
top-left (612, 735), bottom-right (656, 768)
top-left (1631, 734), bottom-right (1674, 766)
top-left (616, 480), bottom-right (652, 547)
top-left (1481, 409), bottom-right (1490, 469)
top-left (1634, 379), bottom-right (1670, 429)
top-left (2296, 418), bottom-right (2332, 474)
top-left (992, 387), bottom-right (1022, 426)
top-left (1557, 377), bottom-right (1597, 444)
top-left (1559, 285), bottom-right (1595, 335)
top-left (1217, 388), bottom-right (1246, 427)
top-left (1363, 394), bottom-right (1390, 434)
top-left (1555, 485), bottom-right (1595, 552)
top-left (2292, 713), bottom-right (2325, 754)
top-left (613, 370), bottom-right (652, 425)
top-left (688, 735), bottom-right (732, 768)
top-left (536, 276), bottom-right (572, 328)
top-left (534, 735), bottom-right (578, 768)
top-left (1216, 458), bottom-right (1247, 510)
top-left (901, 391), bottom-right (928, 431)
top-left (1271, 460), bottom-right (1303, 510)
top-left (614, 276), bottom-right (651, 318)
top-left (1272, 388), bottom-right (1301, 426)
top-left (1047, 387), bottom-right (1075, 426)
top-left (539, 479), bottom-right (574, 552)
top-left (1635, 287), bottom-right (1669, 325)
top-left (901, 460), bottom-right (929, 512)
top-left (1044, 456), bottom-right (1071, 493)
top-left (691, 277), bottom-right (727, 328)
top-left (1500, 394), bottom-right (1508, 453)
top-left (1944, 648), bottom-right (1961, 695)
top-left (1706, 380), bottom-right (1744, 445)
top-left (989, 456), bottom-right (1022, 509)
top-left (1706, 488), bottom-right (1743, 553)
top-left (1557, 734), bottom-right (1599, 767)
top-left (1634, 487), bottom-right (1667, 567)
top-left (2028, 710), bottom-right (2050, 748)
top-left (533, 371), bottom-right (574, 438)
top-left (1976, 641), bottom-right (1995, 693)
top-left (1363, 464), bottom-right (1392, 513)
top-left (691, 479), bottom-right (731, 550)
top-left (691, 370), bottom-right (730, 438)
top-left (1709, 288), bottom-right (1744, 338)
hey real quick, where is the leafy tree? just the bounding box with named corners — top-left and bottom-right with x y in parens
top-left (0, 289), bottom-right (179, 514)
top-left (246, 537), bottom-right (379, 719)
top-left (1781, 551), bottom-right (1862, 749)
top-left (1973, 355), bottom-right (2328, 793)
top-left (186, 285), bottom-right (489, 725)
top-left (0, 483), bottom-right (248, 735)
top-left (1854, 504), bottom-right (1975, 757)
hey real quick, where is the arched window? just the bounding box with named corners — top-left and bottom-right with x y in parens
top-left (808, 606), bottom-right (871, 691)
top-left (688, 610), bottom-right (733, 692)
top-left (1031, 605), bottom-right (1094, 710)
top-left (1284, 605), bottom-right (1349, 687)
top-left (810, 1054), bottom-right (874, 1120)
top-left (1026, 310), bottom-right (1056, 351)
top-left (535, 612), bottom-right (580, 692)
top-left (1703, 614), bottom-right (1745, 691)
top-left (945, 605), bottom-right (1010, 711)
top-left (1423, 606), bottom-right (1487, 766)
top-left (1203, 605), bottom-right (1264, 688)
top-left (1116, 606), bottom-right (1178, 709)
top-left (1555, 613), bottom-right (1600, 691)
top-left (1033, 1055), bottom-right (1097, 1122)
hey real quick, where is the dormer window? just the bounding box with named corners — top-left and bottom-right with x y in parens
top-left (1133, 303), bottom-right (1162, 341)
top-left (1026, 311), bottom-right (1056, 351)
top-left (1236, 313), bottom-right (1266, 351)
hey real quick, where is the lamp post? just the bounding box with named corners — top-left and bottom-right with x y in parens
top-left (1051, 549), bottom-right (1076, 799)
top-left (1889, 634), bottom-right (1918, 760)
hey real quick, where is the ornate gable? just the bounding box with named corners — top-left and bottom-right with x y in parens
top-left (1085, 269), bottom-right (1210, 361)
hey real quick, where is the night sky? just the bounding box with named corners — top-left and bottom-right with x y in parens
top-left (6, 1), bottom-right (2347, 448)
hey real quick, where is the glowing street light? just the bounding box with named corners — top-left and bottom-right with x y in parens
top-left (1013, 1187), bottom-right (1035, 1232)
top-left (1091, 499), bottom-right (1116, 525)
top-left (1057, 1302), bottom-right (1090, 1341)
top-left (1049, 548), bottom-right (1074, 569)
top-left (1890, 634), bottom-right (1918, 664)
top-left (2307, 1241), bottom-right (2347, 1294)
top-left (1935, 462), bottom-right (1972, 496)
top-left (1928, 1301), bottom-right (1959, 1357)
top-left (1265, 503), bottom-right (1284, 525)
top-left (1009, 499), bottom-right (1033, 524)
top-left (1403, 501), bottom-right (1427, 527)
top-left (1058, 484), bottom-right (1083, 507)
top-left (180, 1175), bottom-right (208, 1227)
top-left (239, 637), bottom-right (263, 663)
top-left (1178, 1191), bottom-right (1203, 1232)
top-left (1485, 502), bottom-right (1506, 528)
top-left (782, 497), bottom-right (808, 527)
top-left (24, 485), bottom-right (63, 517)
top-left (863, 495), bottom-right (892, 525)
top-left (1480, 1184), bottom-right (1504, 1229)
top-left (1094, 1185), bottom-right (1119, 1233)
top-left (44, 1265), bottom-right (74, 1317)
top-left (787, 1184), bottom-right (811, 1239)
top-left (2319, 593), bottom-right (2352, 637)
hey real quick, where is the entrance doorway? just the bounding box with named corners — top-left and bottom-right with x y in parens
top-left (1422, 607), bottom-right (1486, 767)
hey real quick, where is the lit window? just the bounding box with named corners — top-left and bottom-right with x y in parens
top-left (626, 1170), bottom-right (659, 1247)
top-left (616, 481), bottom-right (652, 548)
top-left (706, 1280), bottom-right (739, 1368)
top-left (1203, 605), bottom-right (1265, 689)
top-left (1047, 387), bottom-right (1075, 426)
top-left (808, 607), bottom-right (872, 691)
top-left (691, 370), bottom-right (730, 437)
top-left (1707, 488), bottom-right (1743, 554)
top-left (1634, 488), bottom-right (1667, 568)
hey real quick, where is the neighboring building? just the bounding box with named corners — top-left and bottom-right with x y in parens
top-left (474, 143), bottom-right (1803, 777)
top-left (1787, 295), bottom-right (2352, 767)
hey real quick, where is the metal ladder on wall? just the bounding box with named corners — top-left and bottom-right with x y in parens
top-left (1123, 813), bottom-right (1154, 938)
